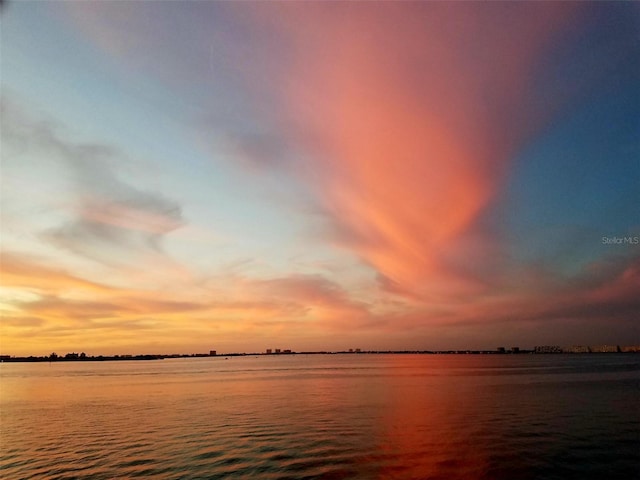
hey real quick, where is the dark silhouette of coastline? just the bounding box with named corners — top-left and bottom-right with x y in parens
top-left (1, 345), bottom-right (638, 363)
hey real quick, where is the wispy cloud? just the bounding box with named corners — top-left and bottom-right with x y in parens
top-left (2, 98), bottom-right (185, 268)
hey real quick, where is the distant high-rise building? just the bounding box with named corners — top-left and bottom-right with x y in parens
top-left (534, 346), bottom-right (562, 353)
top-left (275, 348), bottom-right (281, 354)
top-left (209, 350), bottom-right (216, 356)
top-left (266, 349), bottom-right (272, 354)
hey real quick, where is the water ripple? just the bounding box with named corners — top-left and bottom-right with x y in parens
top-left (1, 355), bottom-right (638, 479)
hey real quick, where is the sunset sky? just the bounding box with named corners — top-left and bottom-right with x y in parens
top-left (1, 1), bottom-right (639, 356)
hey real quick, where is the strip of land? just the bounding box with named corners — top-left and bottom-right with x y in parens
top-left (2, 345), bottom-right (639, 362)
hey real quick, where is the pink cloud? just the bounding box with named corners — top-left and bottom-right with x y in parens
top-left (242, 3), bottom-right (580, 299)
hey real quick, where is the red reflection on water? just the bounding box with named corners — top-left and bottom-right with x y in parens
top-left (362, 355), bottom-right (490, 479)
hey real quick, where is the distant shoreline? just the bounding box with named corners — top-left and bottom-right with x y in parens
top-left (2, 348), bottom-right (638, 363)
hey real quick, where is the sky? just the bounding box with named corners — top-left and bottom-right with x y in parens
top-left (1, 1), bottom-right (639, 356)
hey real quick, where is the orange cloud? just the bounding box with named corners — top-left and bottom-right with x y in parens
top-left (1, 250), bottom-right (377, 354)
top-left (0, 252), bottom-right (113, 294)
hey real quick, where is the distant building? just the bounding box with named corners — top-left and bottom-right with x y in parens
top-left (283, 349), bottom-right (292, 354)
top-left (534, 346), bottom-right (562, 353)
top-left (589, 345), bottom-right (619, 353)
top-left (275, 348), bottom-right (281, 354)
top-left (497, 347), bottom-right (506, 354)
top-left (266, 349), bottom-right (272, 354)
top-left (511, 347), bottom-right (520, 354)
top-left (209, 350), bottom-right (217, 356)
top-left (620, 345), bottom-right (640, 353)
top-left (355, 348), bottom-right (361, 353)
top-left (565, 345), bottom-right (589, 353)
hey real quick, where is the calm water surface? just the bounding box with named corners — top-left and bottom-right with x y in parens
top-left (1, 354), bottom-right (638, 479)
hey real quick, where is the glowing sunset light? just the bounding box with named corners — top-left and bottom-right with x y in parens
top-left (1, 2), bottom-right (638, 356)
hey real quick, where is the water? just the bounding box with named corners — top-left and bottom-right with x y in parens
top-left (1, 354), bottom-right (638, 479)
